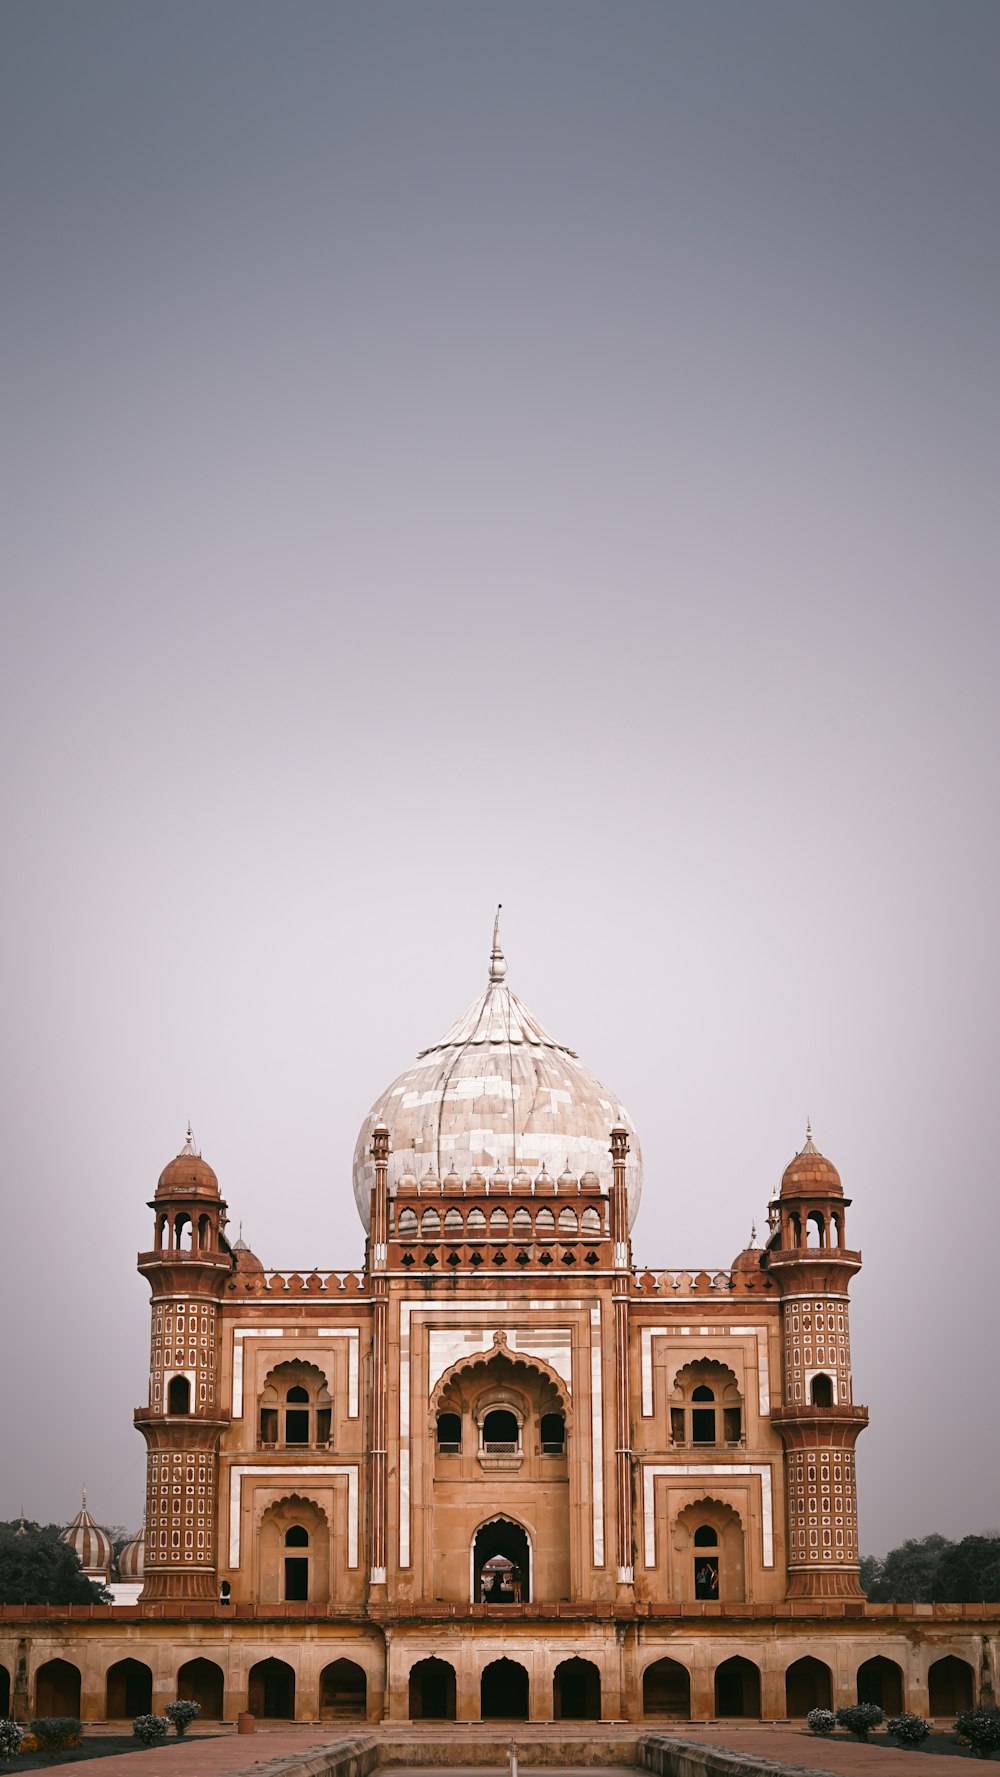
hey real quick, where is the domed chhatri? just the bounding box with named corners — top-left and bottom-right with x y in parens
top-left (60, 1489), bottom-right (114, 1582)
top-left (780, 1122), bottom-right (842, 1197)
top-left (156, 1126), bottom-right (219, 1200)
top-left (117, 1524), bottom-right (145, 1581)
top-left (353, 913), bottom-right (642, 1230)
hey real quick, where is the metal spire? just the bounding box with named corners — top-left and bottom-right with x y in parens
top-left (801, 1118), bottom-right (818, 1155)
top-left (489, 904), bottom-right (507, 983)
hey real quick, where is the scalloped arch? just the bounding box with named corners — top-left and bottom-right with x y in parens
top-left (429, 1334), bottom-right (571, 1419)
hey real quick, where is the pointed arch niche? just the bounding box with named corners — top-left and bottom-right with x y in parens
top-left (257, 1493), bottom-right (330, 1605)
top-left (671, 1497), bottom-right (746, 1602)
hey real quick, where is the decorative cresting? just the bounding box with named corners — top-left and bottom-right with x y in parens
top-left (765, 1125), bottom-right (868, 1600)
top-left (134, 1129), bottom-right (232, 1601)
top-left (352, 912), bottom-right (642, 1229)
top-left (428, 1330), bottom-right (571, 1420)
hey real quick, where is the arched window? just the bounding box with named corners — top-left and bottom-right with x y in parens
top-left (397, 1206), bottom-right (417, 1237)
top-left (436, 1411), bottom-right (462, 1454)
top-left (174, 1212), bottom-right (193, 1252)
top-left (198, 1213), bottom-right (212, 1251)
top-left (258, 1362), bottom-right (332, 1449)
top-left (444, 1207), bottom-right (463, 1234)
top-left (482, 1408), bottom-right (519, 1453)
top-left (167, 1374), bottom-right (191, 1415)
top-left (581, 1206), bottom-right (601, 1234)
top-left (540, 1412), bottom-right (565, 1454)
top-left (421, 1206), bottom-right (441, 1236)
top-left (558, 1206), bottom-right (578, 1233)
top-left (806, 1211), bottom-right (824, 1249)
top-left (467, 1206), bottom-right (487, 1233)
top-left (811, 1372), bottom-right (834, 1407)
top-left (489, 1206), bottom-right (509, 1233)
top-left (512, 1206), bottom-right (532, 1235)
top-left (693, 1523), bottom-right (720, 1597)
top-left (535, 1207), bottom-right (555, 1234)
top-left (670, 1360), bottom-right (743, 1447)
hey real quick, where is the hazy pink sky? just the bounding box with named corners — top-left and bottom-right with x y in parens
top-left (1, 2), bottom-right (998, 1554)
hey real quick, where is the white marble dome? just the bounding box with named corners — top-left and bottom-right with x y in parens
top-left (352, 921), bottom-right (642, 1230)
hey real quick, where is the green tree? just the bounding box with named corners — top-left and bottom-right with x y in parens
top-left (930, 1535), bottom-right (1000, 1604)
top-left (871, 1533), bottom-right (953, 1602)
top-left (0, 1520), bottom-right (110, 1605)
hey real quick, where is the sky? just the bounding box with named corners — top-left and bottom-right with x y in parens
top-left (1, 2), bottom-right (998, 1558)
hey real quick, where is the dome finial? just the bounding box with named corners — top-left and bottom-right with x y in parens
top-left (489, 905), bottom-right (507, 983)
top-left (802, 1117), bottom-right (817, 1155)
top-left (181, 1122), bottom-right (198, 1157)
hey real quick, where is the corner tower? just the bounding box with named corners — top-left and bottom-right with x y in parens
top-left (766, 1127), bottom-right (868, 1599)
top-left (134, 1131), bottom-right (231, 1600)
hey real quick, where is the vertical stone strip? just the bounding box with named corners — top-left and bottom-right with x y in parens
top-left (610, 1124), bottom-right (634, 1588)
top-left (369, 1121), bottom-right (390, 1590)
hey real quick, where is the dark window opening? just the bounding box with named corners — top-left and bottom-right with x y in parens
top-left (692, 1408), bottom-right (715, 1443)
top-left (724, 1406), bottom-right (742, 1442)
top-left (693, 1524), bottom-right (717, 1547)
top-left (482, 1408), bottom-right (519, 1452)
top-left (167, 1375), bottom-right (191, 1415)
top-left (694, 1555), bottom-right (719, 1598)
top-left (284, 1557), bottom-right (308, 1601)
top-left (811, 1373), bottom-right (834, 1407)
top-left (285, 1409), bottom-right (310, 1443)
top-left (437, 1411), bottom-right (462, 1453)
top-left (670, 1407), bottom-right (685, 1445)
top-left (287, 1385), bottom-right (309, 1402)
top-left (540, 1412), bottom-right (565, 1454)
top-left (259, 1407), bottom-right (278, 1444)
top-left (317, 1406), bottom-right (332, 1443)
top-left (284, 1525), bottom-right (308, 1547)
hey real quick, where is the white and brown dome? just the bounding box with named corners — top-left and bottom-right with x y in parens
top-left (60, 1492), bottom-right (113, 1580)
top-left (353, 918), bottom-right (642, 1229)
top-left (117, 1525), bottom-right (144, 1580)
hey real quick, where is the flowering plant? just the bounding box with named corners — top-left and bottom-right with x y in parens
top-left (806, 1709), bottom-right (836, 1736)
top-left (887, 1714), bottom-right (932, 1747)
top-left (164, 1702), bottom-right (201, 1737)
top-left (955, 1709), bottom-right (1000, 1759)
top-left (836, 1703), bottom-right (885, 1740)
top-left (0, 1722), bottom-right (23, 1763)
top-left (132, 1715), bottom-right (169, 1746)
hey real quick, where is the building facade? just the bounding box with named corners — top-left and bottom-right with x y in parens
top-left (2, 924), bottom-right (996, 1725)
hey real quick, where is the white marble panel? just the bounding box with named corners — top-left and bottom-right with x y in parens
top-left (228, 1463), bottom-right (358, 1567)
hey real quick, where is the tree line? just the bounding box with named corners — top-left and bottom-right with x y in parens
top-left (861, 1532), bottom-right (1000, 1603)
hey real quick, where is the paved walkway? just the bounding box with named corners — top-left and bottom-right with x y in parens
top-left (48, 1730), bottom-right (346, 1777)
top-left (678, 1724), bottom-right (982, 1775)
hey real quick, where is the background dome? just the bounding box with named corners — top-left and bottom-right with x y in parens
top-left (353, 920), bottom-right (642, 1230)
top-left (117, 1526), bottom-right (144, 1580)
top-left (60, 1492), bottom-right (113, 1579)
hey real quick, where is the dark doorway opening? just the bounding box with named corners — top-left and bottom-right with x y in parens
top-left (34, 1660), bottom-right (81, 1717)
top-left (248, 1657), bottom-right (295, 1719)
top-left (319, 1660), bottom-right (366, 1720)
top-left (642, 1658), bottom-right (691, 1719)
top-left (409, 1658), bottom-right (457, 1721)
top-left (106, 1659), bottom-right (152, 1718)
top-left (928, 1657), bottom-right (974, 1717)
top-left (553, 1657), bottom-right (601, 1720)
top-left (178, 1658), bottom-right (224, 1718)
top-left (715, 1656), bottom-right (761, 1718)
top-left (858, 1657), bottom-right (903, 1714)
top-left (167, 1375), bottom-right (191, 1415)
top-left (786, 1657), bottom-right (833, 1717)
top-left (473, 1517), bottom-right (530, 1602)
top-left (481, 1658), bottom-right (528, 1720)
top-left (0, 1666), bottom-right (9, 1719)
top-left (284, 1557), bottom-right (308, 1600)
top-left (811, 1373), bottom-right (834, 1407)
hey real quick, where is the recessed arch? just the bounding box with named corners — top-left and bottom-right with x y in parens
top-left (786, 1656), bottom-right (833, 1716)
top-left (429, 1334), bottom-right (570, 1419)
top-left (409, 1657), bottom-right (456, 1721)
top-left (928, 1655), bottom-right (974, 1716)
top-left (642, 1658), bottom-right (691, 1719)
top-left (481, 1657), bottom-right (528, 1721)
top-left (857, 1656), bottom-right (904, 1713)
top-left (714, 1656), bottom-right (761, 1718)
top-left (34, 1659), bottom-right (80, 1717)
top-left (319, 1659), bottom-right (366, 1721)
top-left (177, 1658), bottom-right (224, 1718)
top-left (472, 1513), bottom-right (532, 1603)
top-left (553, 1657), bottom-right (601, 1721)
top-left (0, 1665), bottom-right (9, 1720)
top-left (106, 1658), bottom-right (152, 1719)
top-left (248, 1657), bottom-right (295, 1720)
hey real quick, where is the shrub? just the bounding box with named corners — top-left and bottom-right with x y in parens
top-left (955, 1709), bottom-right (1000, 1759)
top-left (28, 1720), bottom-right (82, 1755)
top-left (164, 1701), bottom-right (200, 1737)
top-left (836, 1703), bottom-right (885, 1740)
top-left (887, 1714), bottom-right (932, 1747)
top-left (806, 1709), bottom-right (837, 1736)
top-left (17, 1736), bottom-right (38, 1756)
top-left (131, 1715), bottom-right (169, 1747)
top-left (0, 1722), bottom-right (23, 1764)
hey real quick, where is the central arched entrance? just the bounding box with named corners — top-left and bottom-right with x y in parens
top-left (481, 1658), bottom-right (529, 1720)
top-left (473, 1517), bottom-right (531, 1602)
top-left (554, 1657), bottom-right (601, 1720)
top-left (409, 1658), bottom-right (457, 1721)
top-left (177, 1658), bottom-right (224, 1718)
top-left (106, 1659), bottom-right (152, 1718)
top-left (248, 1657), bottom-right (295, 1719)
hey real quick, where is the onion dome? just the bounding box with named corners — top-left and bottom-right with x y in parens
top-left (60, 1490), bottom-right (113, 1580)
top-left (353, 914), bottom-right (642, 1229)
top-left (732, 1224), bottom-right (764, 1274)
top-left (155, 1127), bottom-right (219, 1200)
top-left (117, 1525), bottom-right (145, 1580)
top-left (780, 1123), bottom-right (842, 1197)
